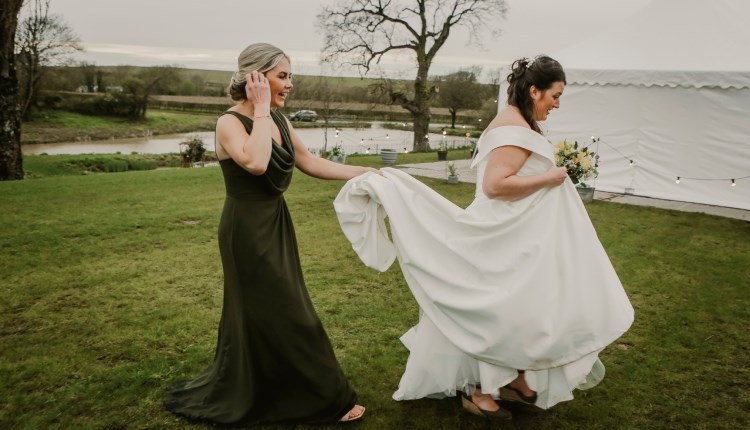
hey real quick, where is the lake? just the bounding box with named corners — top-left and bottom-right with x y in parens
top-left (22, 124), bottom-right (471, 156)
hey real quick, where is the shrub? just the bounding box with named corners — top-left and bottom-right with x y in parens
top-left (128, 160), bottom-right (157, 171)
top-left (180, 137), bottom-right (206, 166)
top-left (103, 159), bottom-right (128, 172)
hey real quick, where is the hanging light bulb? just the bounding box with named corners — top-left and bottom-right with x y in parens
top-left (731, 179), bottom-right (736, 187)
top-left (365, 147), bottom-right (370, 154)
top-left (676, 177), bottom-right (681, 184)
top-left (629, 160), bottom-right (634, 167)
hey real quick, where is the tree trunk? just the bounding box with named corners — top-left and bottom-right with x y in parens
top-left (0, 0), bottom-right (26, 180)
top-left (450, 108), bottom-right (457, 129)
top-left (411, 64), bottom-right (432, 152)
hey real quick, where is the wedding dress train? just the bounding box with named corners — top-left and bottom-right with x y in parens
top-left (333, 126), bottom-right (634, 408)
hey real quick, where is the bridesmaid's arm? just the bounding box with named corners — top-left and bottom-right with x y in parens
top-left (482, 146), bottom-right (567, 201)
top-left (286, 119), bottom-right (379, 180)
top-left (216, 114), bottom-right (274, 175)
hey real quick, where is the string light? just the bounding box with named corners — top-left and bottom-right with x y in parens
top-left (591, 137), bottom-right (748, 186)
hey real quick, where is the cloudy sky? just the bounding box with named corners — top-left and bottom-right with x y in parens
top-left (46, 0), bottom-right (652, 77)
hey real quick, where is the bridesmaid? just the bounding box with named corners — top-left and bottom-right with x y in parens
top-left (164, 43), bottom-right (377, 425)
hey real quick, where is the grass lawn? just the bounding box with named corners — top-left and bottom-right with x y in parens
top-left (21, 109), bottom-right (218, 144)
top-left (1, 155), bottom-right (748, 429)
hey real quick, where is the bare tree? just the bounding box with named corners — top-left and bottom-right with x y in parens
top-left (80, 61), bottom-right (97, 92)
top-left (112, 66), bottom-right (181, 119)
top-left (1, 0), bottom-right (26, 180)
top-left (15, 0), bottom-right (81, 118)
top-left (438, 67), bottom-right (483, 128)
top-left (318, 0), bottom-right (506, 151)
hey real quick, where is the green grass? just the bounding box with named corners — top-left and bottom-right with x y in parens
top-left (23, 153), bottom-right (189, 178)
top-left (1, 157), bottom-right (748, 429)
top-left (21, 109), bottom-right (218, 144)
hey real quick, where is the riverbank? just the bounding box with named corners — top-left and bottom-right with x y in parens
top-left (21, 108), bottom-right (483, 145)
top-left (22, 149), bottom-right (472, 178)
top-left (21, 109), bottom-right (218, 144)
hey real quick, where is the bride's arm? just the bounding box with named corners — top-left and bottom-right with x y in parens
top-left (482, 146), bottom-right (567, 201)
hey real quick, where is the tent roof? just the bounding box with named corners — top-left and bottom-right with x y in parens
top-left (552, 0), bottom-right (750, 88)
top-left (564, 69), bottom-right (750, 90)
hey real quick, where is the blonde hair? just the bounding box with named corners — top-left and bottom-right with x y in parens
top-left (227, 43), bottom-right (290, 101)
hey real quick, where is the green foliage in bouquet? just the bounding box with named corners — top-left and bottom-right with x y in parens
top-left (554, 139), bottom-right (599, 187)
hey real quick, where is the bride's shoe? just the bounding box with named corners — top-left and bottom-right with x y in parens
top-left (460, 393), bottom-right (512, 421)
top-left (499, 384), bottom-right (538, 405)
top-left (339, 404), bottom-right (365, 422)
top-left (500, 370), bottom-right (538, 405)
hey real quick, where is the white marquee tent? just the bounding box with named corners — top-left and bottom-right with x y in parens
top-left (531, 0), bottom-right (750, 210)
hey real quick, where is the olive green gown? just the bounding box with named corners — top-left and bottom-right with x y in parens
top-left (164, 110), bottom-right (357, 425)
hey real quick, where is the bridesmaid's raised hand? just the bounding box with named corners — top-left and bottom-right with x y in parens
top-left (244, 71), bottom-right (271, 114)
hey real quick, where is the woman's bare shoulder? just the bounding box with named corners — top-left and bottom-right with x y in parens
top-left (485, 107), bottom-right (530, 133)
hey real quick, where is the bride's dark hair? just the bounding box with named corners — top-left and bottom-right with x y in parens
top-left (506, 55), bottom-right (566, 132)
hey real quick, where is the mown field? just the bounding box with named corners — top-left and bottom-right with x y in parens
top-left (1, 152), bottom-right (748, 429)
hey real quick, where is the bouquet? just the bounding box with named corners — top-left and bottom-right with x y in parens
top-left (554, 140), bottom-right (599, 187)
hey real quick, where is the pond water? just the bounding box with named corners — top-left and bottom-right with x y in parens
top-left (22, 124), bottom-right (471, 156)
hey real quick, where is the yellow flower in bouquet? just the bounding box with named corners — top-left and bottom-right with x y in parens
top-left (554, 140), bottom-right (599, 187)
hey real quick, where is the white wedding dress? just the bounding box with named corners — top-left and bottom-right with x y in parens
top-left (333, 126), bottom-right (634, 409)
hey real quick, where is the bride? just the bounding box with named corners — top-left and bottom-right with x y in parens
top-left (334, 55), bottom-right (634, 421)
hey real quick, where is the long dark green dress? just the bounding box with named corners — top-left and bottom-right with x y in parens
top-left (164, 110), bottom-right (357, 425)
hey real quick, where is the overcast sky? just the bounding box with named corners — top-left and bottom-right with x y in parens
top-left (46, 0), bottom-right (652, 78)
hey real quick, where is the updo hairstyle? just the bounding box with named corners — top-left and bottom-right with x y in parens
top-left (506, 55), bottom-right (566, 132)
top-left (227, 43), bottom-right (290, 101)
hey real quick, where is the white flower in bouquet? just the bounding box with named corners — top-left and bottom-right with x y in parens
top-left (554, 140), bottom-right (599, 187)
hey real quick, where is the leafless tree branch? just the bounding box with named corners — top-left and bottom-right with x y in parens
top-left (317, 0), bottom-right (506, 151)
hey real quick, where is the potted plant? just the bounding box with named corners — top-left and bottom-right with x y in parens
top-left (328, 144), bottom-right (346, 164)
top-left (468, 140), bottom-right (478, 158)
top-left (437, 142), bottom-right (448, 160)
top-left (380, 148), bottom-right (398, 165)
top-left (447, 161), bottom-right (459, 184)
top-left (554, 139), bottom-right (599, 202)
top-left (179, 137), bottom-right (206, 167)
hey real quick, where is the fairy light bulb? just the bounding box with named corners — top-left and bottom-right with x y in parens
top-left (676, 177), bottom-right (681, 184)
top-left (629, 160), bottom-right (634, 167)
top-left (731, 179), bottom-right (736, 187)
